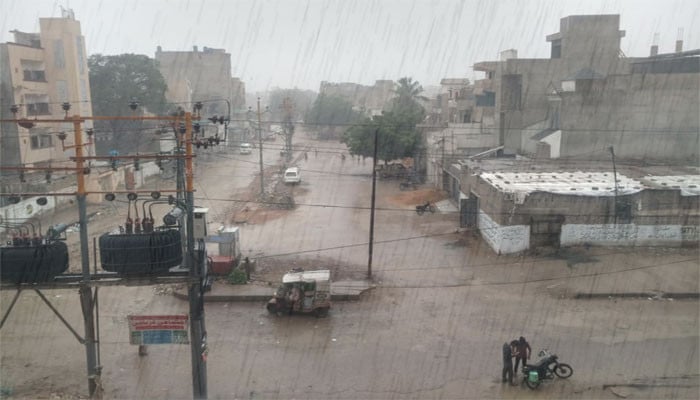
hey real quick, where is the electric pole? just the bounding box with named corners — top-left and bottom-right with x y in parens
top-left (367, 128), bottom-right (379, 279)
top-left (282, 97), bottom-right (294, 163)
top-left (257, 97), bottom-right (264, 195)
top-left (609, 146), bottom-right (618, 224)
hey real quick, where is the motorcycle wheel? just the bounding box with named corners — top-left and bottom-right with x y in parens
top-left (554, 363), bottom-right (573, 378)
top-left (524, 376), bottom-right (540, 390)
top-left (416, 209), bottom-right (425, 216)
top-left (428, 205), bottom-right (436, 213)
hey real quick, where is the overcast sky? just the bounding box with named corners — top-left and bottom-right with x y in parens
top-left (1, 0), bottom-right (698, 93)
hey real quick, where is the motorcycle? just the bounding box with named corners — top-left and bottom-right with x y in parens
top-left (415, 202), bottom-right (436, 215)
top-left (521, 349), bottom-right (573, 389)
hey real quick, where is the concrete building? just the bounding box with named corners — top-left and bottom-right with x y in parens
top-left (471, 14), bottom-right (699, 164)
top-left (0, 10), bottom-right (94, 177)
top-left (155, 46), bottom-right (246, 116)
top-left (456, 159), bottom-right (699, 254)
top-left (319, 80), bottom-right (395, 116)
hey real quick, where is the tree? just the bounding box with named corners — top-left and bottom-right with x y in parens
top-left (391, 76), bottom-right (428, 117)
top-left (88, 54), bottom-right (168, 155)
top-left (304, 94), bottom-right (363, 139)
top-left (342, 77), bottom-right (426, 163)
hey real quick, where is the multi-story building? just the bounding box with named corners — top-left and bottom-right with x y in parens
top-left (0, 10), bottom-right (94, 171)
top-left (155, 46), bottom-right (246, 116)
top-left (319, 80), bottom-right (395, 116)
top-left (471, 14), bottom-right (699, 163)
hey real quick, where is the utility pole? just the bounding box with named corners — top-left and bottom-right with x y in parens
top-left (257, 97), bottom-right (264, 195)
top-left (184, 111), bottom-right (207, 399)
top-left (609, 146), bottom-right (618, 224)
top-left (367, 128), bottom-right (379, 279)
top-left (72, 115), bottom-right (99, 397)
top-left (282, 97), bottom-right (294, 163)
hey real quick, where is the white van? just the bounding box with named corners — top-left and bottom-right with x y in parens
top-left (239, 143), bottom-right (252, 155)
top-left (284, 167), bottom-right (301, 184)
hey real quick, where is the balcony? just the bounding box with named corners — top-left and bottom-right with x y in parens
top-left (23, 70), bottom-right (47, 82)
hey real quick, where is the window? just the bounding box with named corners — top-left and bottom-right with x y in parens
top-left (24, 94), bottom-right (50, 115)
top-left (56, 80), bottom-right (69, 102)
top-left (76, 36), bottom-right (85, 74)
top-left (21, 60), bottom-right (46, 82)
top-left (53, 39), bottom-right (65, 68)
top-left (30, 129), bottom-right (53, 149)
top-left (551, 39), bottom-right (561, 59)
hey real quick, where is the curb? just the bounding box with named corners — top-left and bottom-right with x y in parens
top-left (172, 286), bottom-right (373, 303)
top-left (574, 292), bottom-right (699, 300)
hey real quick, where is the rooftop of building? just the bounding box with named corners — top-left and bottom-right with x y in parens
top-left (463, 158), bottom-right (700, 198)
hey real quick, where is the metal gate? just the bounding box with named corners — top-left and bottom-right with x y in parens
top-left (460, 194), bottom-right (479, 228)
top-left (529, 215), bottom-right (564, 248)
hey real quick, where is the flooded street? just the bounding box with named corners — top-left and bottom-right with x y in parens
top-left (2, 131), bottom-right (697, 399)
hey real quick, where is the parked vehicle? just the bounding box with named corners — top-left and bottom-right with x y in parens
top-left (239, 143), bottom-right (252, 154)
top-left (522, 349), bottom-right (573, 389)
top-left (267, 269), bottom-right (331, 317)
top-left (283, 167), bottom-right (301, 184)
top-left (415, 202), bottom-right (436, 215)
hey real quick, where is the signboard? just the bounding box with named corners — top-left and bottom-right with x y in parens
top-left (128, 315), bottom-right (189, 345)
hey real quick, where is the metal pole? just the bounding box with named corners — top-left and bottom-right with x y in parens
top-left (609, 146), bottom-right (618, 224)
top-left (73, 116), bottom-right (99, 397)
top-left (257, 97), bottom-right (264, 195)
top-left (185, 112), bottom-right (207, 399)
top-left (367, 128), bottom-right (379, 279)
top-left (224, 99), bottom-right (230, 143)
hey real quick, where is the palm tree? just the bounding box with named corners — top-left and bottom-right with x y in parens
top-left (392, 77), bottom-right (428, 115)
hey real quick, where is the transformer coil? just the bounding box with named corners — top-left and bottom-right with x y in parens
top-left (0, 241), bottom-right (70, 284)
top-left (99, 229), bottom-right (183, 275)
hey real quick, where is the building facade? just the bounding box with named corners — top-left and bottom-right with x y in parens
top-left (319, 80), bottom-right (395, 116)
top-left (470, 14), bottom-right (699, 164)
top-left (0, 11), bottom-right (94, 171)
top-left (155, 46), bottom-right (246, 116)
top-left (456, 159), bottom-right (699, 254)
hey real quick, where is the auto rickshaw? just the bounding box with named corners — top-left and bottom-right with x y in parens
top-left (266, 269), bottom-right (331, 317)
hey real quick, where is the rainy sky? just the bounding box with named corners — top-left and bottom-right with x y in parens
top-left (1, 0), bottom-right (698, 92)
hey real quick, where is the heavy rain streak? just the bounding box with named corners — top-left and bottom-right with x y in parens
top-left (1, 0), bottom-right (699, 399)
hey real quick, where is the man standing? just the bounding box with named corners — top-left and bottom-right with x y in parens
top-left (502, 341), bottom-right (514, 384)
top-left (514, 336), bottom-right (531, 374)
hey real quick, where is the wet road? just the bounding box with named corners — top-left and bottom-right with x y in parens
top-left (1, 130), bottom-right (698, 399)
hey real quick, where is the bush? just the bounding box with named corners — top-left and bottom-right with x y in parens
top-left (227, 269), bottom-right (248, 285)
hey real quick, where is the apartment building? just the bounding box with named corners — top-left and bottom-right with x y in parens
top-left (0, 9), bottom-right (94, 171)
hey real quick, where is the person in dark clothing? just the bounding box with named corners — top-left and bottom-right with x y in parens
top-left (502, 341), bottom-right (516, 384)
top-left (514, 336), bottom-right (531, 374)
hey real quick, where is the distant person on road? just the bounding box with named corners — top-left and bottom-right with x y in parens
top-left (514, 336), bottom-right (531, 374)
top-left (502, 341), bottom-right (516, 384)
top-left (304, 151), bottom-right (308, 161)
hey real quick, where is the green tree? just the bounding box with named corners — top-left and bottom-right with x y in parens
top-left (304, 94), bottom-right (362, 139)
top-left (391, 76), bottom-right (428, 117)
top-left (88, 54), bottom-right (168, 155)
top-left (342, 77), bottom-right (426, 163)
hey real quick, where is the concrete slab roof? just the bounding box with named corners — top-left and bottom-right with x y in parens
top-left (638, 175), bottom-right (700, 196)
top-left (479, 171), bottom-right (645, 201)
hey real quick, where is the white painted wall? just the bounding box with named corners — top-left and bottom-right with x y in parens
top-left (540, 129), bottom-right (561, 158)
top-left (560, 224), bottom-right (699, 246)
top-left (478, 210), bottom-right (530, 254)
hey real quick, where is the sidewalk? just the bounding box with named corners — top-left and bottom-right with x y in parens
top-left (173, 279), bottom-right (374, 302)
